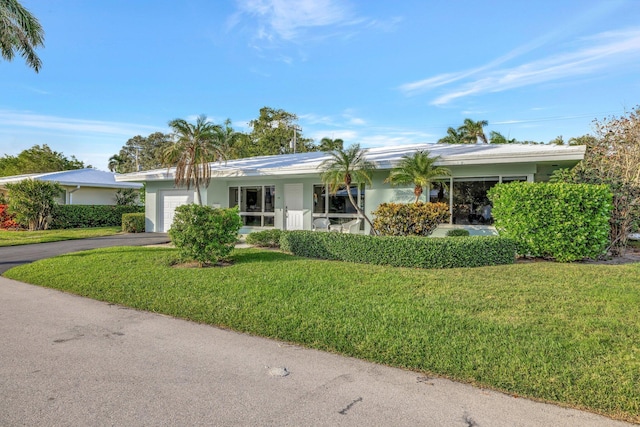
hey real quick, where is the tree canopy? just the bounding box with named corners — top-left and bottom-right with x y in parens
top-left (164, 115), bottom-right (226, 205)
top-left (0, 144), bottom-right (86, 177)
top-left (246, 107), bottom-right (314, 156)
top-left (0, 0), bottom-right (44, 72)
top-left (438, 119), bottom-right (552, 145)
top-left (385, 150), bottom-right (451, 203)
top-left (109, 132), bottom-right (172, 173)
top-left (320, 144), bottom-right (377, 233)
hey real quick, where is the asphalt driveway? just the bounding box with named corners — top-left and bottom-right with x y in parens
top-left (0, 233), bottom-right (170, 274)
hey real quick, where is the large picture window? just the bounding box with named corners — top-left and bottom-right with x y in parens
top-left (312, 184), bottom-right (364, 229)
top-left (229, 185), bottom-right (275, 227)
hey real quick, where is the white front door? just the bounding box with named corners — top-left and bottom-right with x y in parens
top-left (284, 183), bottom-right (303, 230)
top-left (159, 190), bottom-right (194, 232)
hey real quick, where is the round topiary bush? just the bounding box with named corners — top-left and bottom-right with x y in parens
top-left (169, 204), bottom-right (242, 266)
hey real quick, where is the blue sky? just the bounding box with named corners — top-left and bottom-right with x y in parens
top-left (2, 0), bottom-right (640, 170)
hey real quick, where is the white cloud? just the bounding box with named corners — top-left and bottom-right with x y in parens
top-left (231, 0), bottom-right (400, 55)
top-left (401, 27), bottom-right (640, 106)
top-left (234, 0), bottom-right (351, 41)
top-left (0, 110), bottom-right (159, 137)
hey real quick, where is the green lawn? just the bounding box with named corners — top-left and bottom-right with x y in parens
top-left (4, 247), bottom-right (640, 423)
top-left (0, 227), bottom-right (121, 247)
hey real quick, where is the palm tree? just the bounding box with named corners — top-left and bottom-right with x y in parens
top-left (385, 150), bottom-right (451, 203)
top-left (320, 144), bottom-right (377, 233)
top-left (489, 131), bottom-right (516, 144)
top-left (163, 115), bottom-right (225, 205)
top-left (0, 0), bottom-right (44, 72)
top-left (108, 154), bottom-right (125, 173)
top-left (437, 127), bottom-right (465, 144)
top-left (218, 118), bottom-right (243, 160)
top-left (458, 118), bottom-right (489, 144)
top-left (318, 137), bottom-right (344, 152)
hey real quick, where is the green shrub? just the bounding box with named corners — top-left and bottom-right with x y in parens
top-left (446, 228), bottom-right (470, 237)
top-left (372, 202), bottom-right (449, 236)
top-left (280, 231), bottom-right (515, 269)
top-left (122, 213), bottom-right (145, 233)
top-left (246, 229), bottom-right (282, 248)
top-left (50, 205), bottom-right (144, 229)
top-left (488, 182), bottom-right (612, 262)
top-left (169, 204), bottom-right (242, 266)
top-left (5, 180), bottom-right (63, 230)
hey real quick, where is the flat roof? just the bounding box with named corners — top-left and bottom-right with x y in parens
top-left (0, 168), bottom-right (143, 189)
top-left (116, 143), bottom-right (586, 182)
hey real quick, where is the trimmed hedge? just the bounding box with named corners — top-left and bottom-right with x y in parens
top-left (122, 213), bottom-right (145, 233)
top-left (246, 229), bottom-right (282, 248)
top-left (372, 202), bottom-right (449, 236)
top-left (488, 182), bottom-right (612, 262)
top-left (446, 228), bottom-right (470, 237)
top-left (280, 231), bottom-right (516, 269)
top-left (50, 205), bottom-right (144, 229)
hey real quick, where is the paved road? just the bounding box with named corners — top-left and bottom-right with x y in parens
top-left (0, 233), bottom-right (170, 274)
top-left (0, 277), bottom-right (630, 426)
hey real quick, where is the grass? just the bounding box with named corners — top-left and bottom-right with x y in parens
top-left (0, 227), bottom-right (121, 247)
top-left (4, 247), bottom-right (640, 423)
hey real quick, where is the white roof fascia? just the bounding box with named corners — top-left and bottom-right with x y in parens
top-left (114, 144), bottom-right (586, 182)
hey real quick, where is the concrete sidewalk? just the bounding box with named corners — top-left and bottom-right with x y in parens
top-left (0, 277), bottom-right (629, 426)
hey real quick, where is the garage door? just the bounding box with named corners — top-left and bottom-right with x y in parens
top-left (159, 190), bottom-right (194, 232)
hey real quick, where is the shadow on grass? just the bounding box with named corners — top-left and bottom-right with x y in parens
top-left (230, 248), bottom-right (296, 264)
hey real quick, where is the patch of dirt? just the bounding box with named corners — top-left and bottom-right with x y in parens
top-left (583, 248), bottom-right (640, 265)
top-left (170, 260), bottom-right (234, 268)
top-left (516, 247), bottom-right (640, 265)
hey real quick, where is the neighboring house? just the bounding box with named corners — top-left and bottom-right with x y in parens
top-left (115, 143), bottom-right (586, 234)
top-left (0, 168), bottom-right (143, 206)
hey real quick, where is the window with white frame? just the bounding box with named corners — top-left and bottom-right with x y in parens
top-left (228, 185), bottom-right (275, 227)
top-left (312, 184), bottom-right (364, 229)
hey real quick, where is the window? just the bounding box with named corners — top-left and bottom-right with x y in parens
top-left (229, 185), bottom-right (275, 227)
top-left (501, 176), bottom-right (528, 183)
top-left (452, 177), bottom-right (499, 225)
top-left (312, 184), bottom-right (365, 230)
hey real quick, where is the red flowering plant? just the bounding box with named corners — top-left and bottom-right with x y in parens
top-left (0, 204), bottom-right (20, 230)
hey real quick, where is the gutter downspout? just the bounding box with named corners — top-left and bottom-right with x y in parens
top-left (68, 185), bottom-right (81, 205)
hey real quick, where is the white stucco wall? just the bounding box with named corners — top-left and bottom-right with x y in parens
top-left (141, 161), bottom-right (557, 233)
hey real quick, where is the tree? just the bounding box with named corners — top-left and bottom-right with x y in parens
top-left (549, 135), bottom-right (565, 145)
top-left (0, 144), bottom-right (85, 177)
top-left (458, 118), bottom-right (489, 144)
top-left (438, 127), bottom-right (466, 144)
top-left (552, 107), bottom-right (640, 255)
top-left (5, 179), bottom-right (62, 230)
top-left (568, 135), bottom-right (597, 146)
top-left (247, 107), bottom-right (314, 156)
top-left (163, 115), bottom-right (225, 205)
top-left (108, 154), bottom-right (125, 173)
top-left (0, 0), bottom-right (44, 72)
top-left (489, 131), bottom-right (516, 144)
top-left (110, 132), bottom-right (172, 173)
top-left (318, 137), bottom-right (344, 152)
top-left (217, 119), bottom-right (245, 160)
top-left (385, 150), bottom-right (451, 203)
top-left (320, 144), bottom-right (377, 233)
top-left (114, 188), bottom-right (138, 206)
